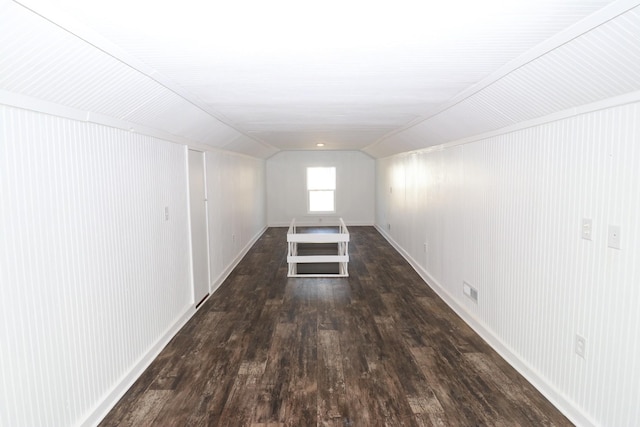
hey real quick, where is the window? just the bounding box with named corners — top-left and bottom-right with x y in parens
top-left (307, 167), bottom-right (336, 212)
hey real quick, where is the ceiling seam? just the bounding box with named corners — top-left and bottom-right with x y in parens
top-left (11, 0), bottom-right (279, 155)
top-left (366, 0), bottom-right (640, 153)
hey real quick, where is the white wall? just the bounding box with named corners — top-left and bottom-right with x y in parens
top-left (206, 151), bottom-right (266, 289)
top-left (266, 150), bottom-right (375, 226)
top-left (375, 100), bottom-right (640, 427)
top-left (0, 104), bottom-right (267, 427)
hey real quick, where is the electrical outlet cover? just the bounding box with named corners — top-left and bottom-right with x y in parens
top-left (575, 334), bottom-right (586, 358)
top-left (608, 225), bottom-right (621, 249)
top-left (581, 218), bottom-right (592, 240)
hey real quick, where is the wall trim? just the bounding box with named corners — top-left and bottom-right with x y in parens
top-left (12, 0), bottom-right (278, 157)
top-left (381, 90), bottom-right (640, 160)
top-left (209, 225), bottom-right (268, 294)
top-left (0, 93), bottom-right (272, 160)
top-left (373, 224), bottom-right (598, 427)
top-left (81, 224), bottom-right (267, 426)
top-left (0, 90), bottom-right (203, 148)
top-left (437, 90), bottom-right (640, 152)
top-left (80, 305), bottom-right (195, 427)
top-left (367, 0), bottom-right (640, 155)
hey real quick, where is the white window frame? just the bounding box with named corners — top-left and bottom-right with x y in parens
top-left (306, 166), bottom-right (336, 213)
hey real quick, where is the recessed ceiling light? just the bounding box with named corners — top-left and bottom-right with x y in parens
top-left (316, 143), bottom-right (325, 147)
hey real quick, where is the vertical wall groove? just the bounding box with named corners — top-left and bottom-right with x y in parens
top-left (376, 101), bottom-right (640, 427)
top-left (205, 150), bottom-right (266, 290)
top-left (0, 105), bottom-right (193, 426)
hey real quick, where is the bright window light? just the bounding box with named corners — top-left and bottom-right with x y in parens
top-left (307, 167), bottom-right (336, 212)
top-left (307, 167), bottom-right (336, 190)
top-left (309, 190), bottom-right (334, 212)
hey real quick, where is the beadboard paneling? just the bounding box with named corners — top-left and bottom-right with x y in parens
top-left (0, 105), bottom-right (192, 426)
top-left (0, 1), bottom-right (275, 158)
top-left (375, 102), bottom-right (640, 427)
top-left (205, 150), bottom-right (266, 289)
top-left (367, 4), bottom-right (640, 158)
top-left (0, 103), bottom-right (268, 426)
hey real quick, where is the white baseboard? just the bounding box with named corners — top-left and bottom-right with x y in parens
top-left (82, 226), bottom-right (267, 426)
top-left (208, 225), bottom-right (268, 295)
top-left (81, 305), bottom-right (195, 427)
top-left (373, 224), bottom-right (596, 427)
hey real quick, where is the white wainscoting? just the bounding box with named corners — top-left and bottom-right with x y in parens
top-left (206, 150), bottom-right (267, 292)
top-left (375, 101), bottom-right (640, 427)
top-left (0, 104), bottom-right (268, 426)
top-left (0, 105), bottom-right (191, 426)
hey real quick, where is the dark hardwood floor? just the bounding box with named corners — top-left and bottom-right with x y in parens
top-left (100, 226), bottom-right (572, 427)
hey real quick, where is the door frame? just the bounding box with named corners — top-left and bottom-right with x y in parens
top-left (187, 148), bottom-right (211, 308)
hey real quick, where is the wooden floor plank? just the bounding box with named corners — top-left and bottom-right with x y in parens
top-left (99, 226), bottom-right (573, 427)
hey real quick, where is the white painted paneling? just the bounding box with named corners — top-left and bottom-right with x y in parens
top-left (368, 4), bottom-right (640, 158)
top-left (266, 151), bottom-right (375, 227)
top-left (205, 151), bottom-right (266, 290)
top-left (0, 3), bottom-right (152, 119)
top-left (0, 105), bottom-right (193, 426)
top-left (220, 134), bottom-right (279, 160)
top-left (0, 103), bottom-right (268, 426)
top-left (0, 1), bottom-right (272, 158)
top-left (375, 101), bottom-right (640, 426)
top-left (12, 0), bottom-right (618, 153)
top-left (122, 94), bottom-right (242, 149)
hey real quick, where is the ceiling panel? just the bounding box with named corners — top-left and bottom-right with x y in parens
top-left (1, 0), bottom-right (274, 155)
top-left (367, 4), bottom-right (640, 157)
top-left (6, 0), bottom-right (637, 158)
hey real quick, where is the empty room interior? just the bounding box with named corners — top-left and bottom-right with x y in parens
top-left (2, 0), bottom-right (640, 426)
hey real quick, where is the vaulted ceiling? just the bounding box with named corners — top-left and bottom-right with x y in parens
top-left (3, 0), bottom-right (640, 158)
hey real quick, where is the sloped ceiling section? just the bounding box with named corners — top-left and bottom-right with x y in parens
top-left (2, 0), bottom-right (639, 158)
top-left (0, 0), bottom-right (277, 158)
top-left (365, 4), bottom-right (640, 158)
top-left (7, 0), bottom-right (625, 158)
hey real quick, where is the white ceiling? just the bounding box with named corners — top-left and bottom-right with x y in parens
top-left (8, 0), bottom-right (631, 155)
